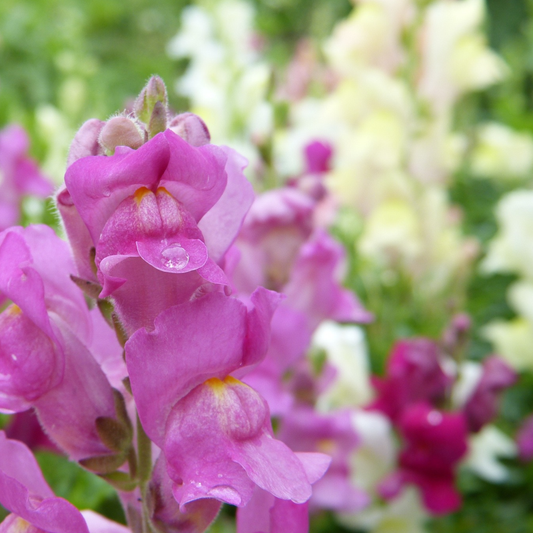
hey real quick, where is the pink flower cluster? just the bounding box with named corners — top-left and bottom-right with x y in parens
top-left (0, 77), bottom-right (365, 532)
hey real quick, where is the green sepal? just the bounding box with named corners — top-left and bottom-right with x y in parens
top-left (112, 388), bottom-right (132, 431)
top-left (79, 453), bottom-right (127, 474)
top-left (70, 275), bottom-right (103, 299)
top-left (96, 416), bottom-right (131, 453)
top-left (97, 298), bottom-right (114, 327)
top-left (99, 471), bottom-right (138, 492)
top-left (112, 313), bottom-right (128, 348)
top-left (148, 100), bottom-right (167, 139)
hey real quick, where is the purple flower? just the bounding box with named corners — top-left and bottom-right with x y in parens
top-left (148, 455), bottom-right (222, 533)
top-left (463, 356), bottom-right (517, 433)
top-left (370, 339), bottom-right (452, 422)
top-left (304, 140), bottom-right (332, 174)
top-left (0, 125), bottom-right (52, 230)
top-left (381, 403), bottom-right (468, 515)
top-left (517, 414), bottom-right (533, 462)
top-left (230, 187), bottom-right (370, 414)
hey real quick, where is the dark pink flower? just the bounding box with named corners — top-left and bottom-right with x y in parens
top-left (517, 414), bottom-right (533, 462)
top-left (304, 141), bottom-right (332, 174)
top-left (463, 356), bottom-right (517, 433)
top-left (381, 403), bottom-right (468, 515)
top-left (370, 339), bottom-right (452, 422)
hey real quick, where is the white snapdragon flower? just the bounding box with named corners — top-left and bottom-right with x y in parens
top-left (312, 321), bottom-right (374, 411)
top-left (482, 190), bottom-right (533, 279)
top-left (483, 318), bottom-right (533, 372)
top-left (464, 425), bottom-right (516, 482)
top-left (324, 0), bottom-right (413, 76)
top-left (471, 122), bottom-right (533, 180)
top-left (419, 0), bottom-right (507, 112)
top-left (168, 0), bottom-right (272, 180)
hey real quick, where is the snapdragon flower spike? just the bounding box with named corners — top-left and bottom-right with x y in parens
top-left (0, 432), bottom-right (128, 533)
top-left (381, 403), bottom-right (468, 515)
top-left (463, 355), bottom-right (517, 433)
top-left (0, 225), bottom-right (117, 460)
top-left (0, 125), bottom-right (53, 230)
top-left (126, 290), bottom-right (330, 508)
top-left (230, 187), bottom-right (371, 413)
top-left (63, 129), bottom-right (253, 333)
top-left (370, 338), bottom-right (452, 422)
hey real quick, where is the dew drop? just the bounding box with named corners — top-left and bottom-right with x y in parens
top-left (427, 410), bottom-right (443, 426)
top-left (11, 354), bottom-right (17, 361)
top-left (161, 243), bottom-right (189, 270)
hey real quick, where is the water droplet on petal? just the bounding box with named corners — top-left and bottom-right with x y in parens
top-left (161, 243), bottom-right (189, 270)
top-left (11, 354), bottom-right (17, 361)
top-left (427, 410), bottom-right (443, 426)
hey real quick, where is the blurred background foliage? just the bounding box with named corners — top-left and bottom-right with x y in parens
top-left (1, 0), bottom-right (533, 531)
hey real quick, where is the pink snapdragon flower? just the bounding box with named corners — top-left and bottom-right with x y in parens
top-left (0, 431), bottom-right (128, 533)
top-left (0, 225), bottom-right (118, 460)
top-left (278, 406), bottom-right (369, 513)
top-left (0, 125), bottom-right (52, 230)
top-left (236, 487), bottom-right (310, 533)
top-left (59, 129), bottom-right (251, 333)
top-left (229, 186), bottom-right (371, 414)
top-left (126, 290), bottom-right (330, 509)
top-left (57, 78), bottom-right (253, 335)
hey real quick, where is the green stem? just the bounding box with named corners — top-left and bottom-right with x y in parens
top-left (137, 413), bottom-right (154, 533)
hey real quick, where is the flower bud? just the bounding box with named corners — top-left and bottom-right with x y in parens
top-left (148, 100), bottom-right (168, 139)
top-left (168, 113), bottom-right (211, 147)
top-left (99, 116), bottom-right (145, 154)
top-left (134, 76), bottom-right (168, 126)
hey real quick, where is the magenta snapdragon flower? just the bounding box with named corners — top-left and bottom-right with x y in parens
top-left (370, 338), bottom-right (452, 422)
top-left (380, 403), bottom-right (468, 515)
